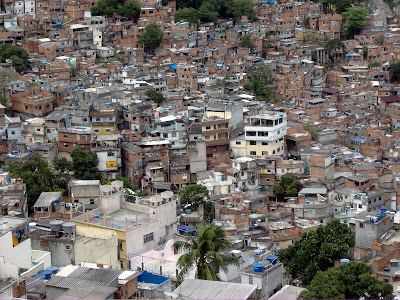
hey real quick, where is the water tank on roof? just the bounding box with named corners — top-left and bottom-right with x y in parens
top-left (253, 263), bottom-right (264, 272)
top-left (50, 220), bottom-right (63, 232)
top-left (391, 259), bottom-right (399, 267)
top-left (380, 207), bottom-right (387, 213)
top-left (62, 222), bottom-right (76, 234)
top-left (376, 213), bottom-right (383, 221)
top-left (267, 255), bottom-right (278, 265)
top-left (340, 258), bottom-right (349, 264)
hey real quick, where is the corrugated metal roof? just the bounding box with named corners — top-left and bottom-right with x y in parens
top-left (55, 282), bottom-right (117, 299)
top-left (46, 266), bottom-right (122, 289)
top-left (34, 192), bottom-right (62, 208)
top-left (172, 279), bottom-right (257, 299)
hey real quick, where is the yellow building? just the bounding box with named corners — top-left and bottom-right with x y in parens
top-left (90, 108), bottom-right (117, 135)
top-left (230, 135), bottom-right (247, 157)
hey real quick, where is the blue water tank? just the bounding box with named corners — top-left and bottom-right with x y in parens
top-left (185, 209), bottom-right (191, 214)
top-left (267, 255), bottom-right (278, 265)
top-left (47, 267), bottom-right (58, 274)
top-left (370, 218), bottom-right (374, 223)
top-left (55, 199), bottom-right (60, 204)
top-left (340, 258), bottom-right (349, 264)
top-left (376, 213), bottom-right (383, 221)
top-left (252, 263), bottom-right (264, 272)
top-left (253, 249), bottom-right (262, 255)
top-left (380, 207), bottom-right (387, 213)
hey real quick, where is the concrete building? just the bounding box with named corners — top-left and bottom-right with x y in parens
top-left (30, 223), bottom-right (119, 269)
top-left (73, 191), bottom-right (177, 269)
top-left (244, 112), bottom-right (287, 157)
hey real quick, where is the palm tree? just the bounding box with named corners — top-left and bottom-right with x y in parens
top-left (173, 224), bottom-right (239, 282)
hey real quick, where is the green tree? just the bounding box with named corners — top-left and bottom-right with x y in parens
top-left (278, 219), bottom-right (355, 284)
top-left (173, 224), bottom-right (239, 282)
top-left (324, 38), bottom-right (344, 63)
top-left (117, 1), bottom-right (141, 20)
top-left (138, 23), bottom-right (163, 52)
top-left (390, 60), bottom-right (400, 82)
top-left (5, 156), bottom-right (55, 214)
top-left (374, 35), bottom-right (385, 45)
top-left (303, 32), bottom-right (318, 44)
top-left (90, 0), bottom-right (123, 16)
top-left (145, 89), bottom-right (164, 103)
top-left (369, 60), bottom-right (381, 68)
top-left (244, 63), bottom-right (274, 101)
top-left (230, 0), bottom-right (256, 21)
top-left (53, 157), bottom-right (73, 173)
top-left (0, 69), bottom-right (18, 108)
top-left (272, 173), bottom-right (300, 201)
top-left (240, 34), bottom-right (254, 49)
top-left (178, 184), bottom-right (209, 207)
top-left (176, 7), bottom-right (199, 24)
top-left (343, 6), bottom-right (367, 39)
top-left (197, 1), bottom-right (218, 22)
top-left (299, 262), bottom-right (393, 299)
top-left (302, 120), bottom-right (318, 140)
top-left (70, 146), bottom-right (103, 180)
top-left (0, 44), bottom-right (29, 73)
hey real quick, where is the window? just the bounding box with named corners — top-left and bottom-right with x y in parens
top-left (143, 232), bottom-right (154, 244)
top-left (358, 204), bottom-right (362, 208)
top-left (205, 126), bottom-right (211, 130)
top-left (205, 135), bottom-right (210, 140)
top-left (105, 128), bottom-right (113, 133)
top-left (182, 173), bottom-right (187, 180)
top-left (247, 131), bottom-right (256, 136)
top-left (249, 275), bottom-right (253, 284)
top-left (359, 223), bottom-right (364, 228)
top-left (236, 141), bottom-right (241, 145)
top-left (250, 141), bottom-right (256, 145)
top-left (250, 151), bottom-right (256, 155)
top-left (64, 143), bottom-right (69, 148)
top-left (36, 128), bottom-right (41, 132)
top-left (262, 151), bottom-right (268, 155)
top-left (66, 245), bottom-right (70, 250)
top-left (171, 132), bottom-right (177, 138)
top-left (64, 134), bottom-right (68, 138)
top-left (93, 128), bottom-right (100, 133)
top-left (108, 152), bottom-right (114, 157)
top-left (11, 131), bottom-right (15, 135)
top-left (262, 142), bottom-right (268, 145)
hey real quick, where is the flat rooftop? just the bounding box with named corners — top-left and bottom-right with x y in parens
top-left (87, 209), bottom-right (150, 231)
top-left (0, 216), bottom-right (28, 237)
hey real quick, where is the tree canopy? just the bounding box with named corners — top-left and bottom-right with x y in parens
top-left (91, 0), bottom-right (123, 17)
top-left (117, 1), bottom-right (141, 20)
top-left (138, 23), bottom-right (163, 52)
top-left (145, 89), bottom-right (164, 103)
top-left (173, 224), bottom-right (238, 282)
top-left (272, 173), bottom-right (301, 201)
top-left (178, 184), bottom-right (214, 221)
top-left (342, 6), bottom-right (367, 39)
top-left (0, 69), bottom-right (18, 108)
top-left (175, 0), bottom-right (256, 23)
top-left (70, 146), bottom-right (103, 180)
top-left (390, 60), bottom-right (400, 82)
top-left (0, 44), bottom-right (29, 73)
top-left (240, 34), bottom-right (254, 49)
top-left (302, 120), bottom-right (318, 140)
top-left (243, 63), bottom-right (274, 101)
top-left (299, 262), bottom-right (393, 299)
top-left (5, 156), bottom-right (69, 214)
top-left (278, 219), bottom-right (355, 284)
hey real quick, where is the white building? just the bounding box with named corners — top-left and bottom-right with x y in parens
top-left (244, 112), bottom-right (287, 157)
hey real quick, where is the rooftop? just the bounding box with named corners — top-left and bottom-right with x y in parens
top-left (0, 216), bottom-right (28, 237)
top-left (172, 279), bottom-right (258, 299)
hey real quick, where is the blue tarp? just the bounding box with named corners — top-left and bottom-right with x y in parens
top-left (137, 271), bottom-right (170, 285)
top-left (170, 63), bottom-right (177, 70)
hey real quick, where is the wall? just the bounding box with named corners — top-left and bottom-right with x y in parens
top-left (20, 260), bottom-right (45, 278)
top-left (100, 191), bottom-right (123, 214)
top-left (0, 258), bottom-right (18, 279)
top-left (30, 238), bottom-right (74, 267)
top-left (74, 229), bottom-right (119, 269)
top-left (130, 239), bottom-right (175, 268)
top-left (32, 250), bottom-right (51, 268)
top-left (0, 233), bottom-right (32, 269)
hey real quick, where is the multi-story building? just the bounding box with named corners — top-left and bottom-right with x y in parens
top-left (58, 126), bottom-right (91, 159)
top-left (244, 112), bottom-right (287, 157)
